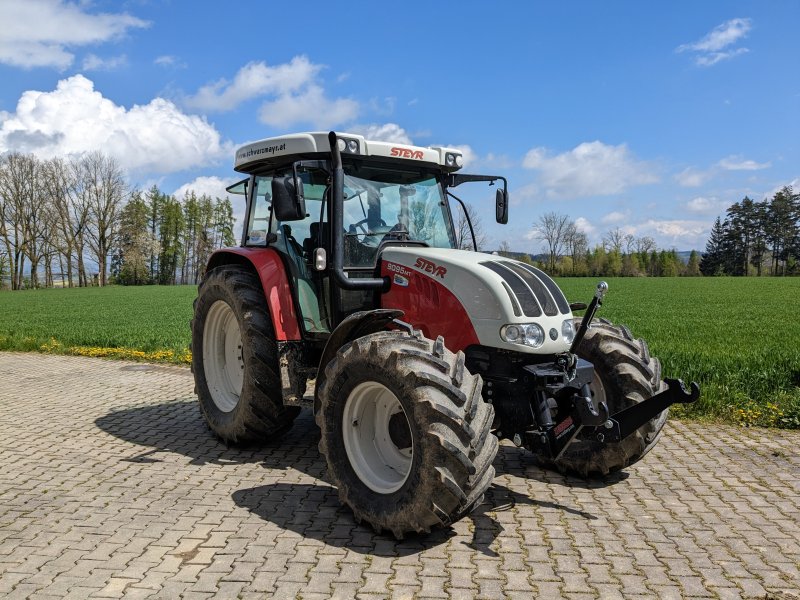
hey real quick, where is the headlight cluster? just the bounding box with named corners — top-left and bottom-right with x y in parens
top-left (445, 152), bottom-right (463, 168)
top-left (501, 323), bottom-right (545, 348)
top-left (336, 138), bottom-right (360, 154)
top-left (501, 319), bottom-right (576, 349)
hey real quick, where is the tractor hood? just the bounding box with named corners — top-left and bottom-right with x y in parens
top-left (380, 247), bottom-right (575, 354)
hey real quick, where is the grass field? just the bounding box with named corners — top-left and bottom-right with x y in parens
top-left (1, 278), bottom-right (798, 428)
top-left (0, 285), bottom-right (196, 363)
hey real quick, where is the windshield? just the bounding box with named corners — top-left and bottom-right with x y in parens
top-left (342, 165), bottom-right (455, 267)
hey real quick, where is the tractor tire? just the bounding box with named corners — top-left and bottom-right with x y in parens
top-left (541, 318), bottom-right (667, 477)
top-left (192, 265), bottom-right (299, 445)
top-left (316, 329), bottom-right (497, 538)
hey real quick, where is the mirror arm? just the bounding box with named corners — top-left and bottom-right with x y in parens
top-left (446, 191), bottom-right (478, 251)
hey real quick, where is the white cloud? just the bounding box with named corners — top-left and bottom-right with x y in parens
top-left (154, 55), bottom-right (185, 69)
top-left (0, 0), bottom-right (148, 69)
top-left (510, 183), bottom-right (540, 207)
top-left (694, 48), bottom-right (749, 67)
top-left (615, 218), bottom-right (708, 248)
top-left (186, 57), bottom-right (320, 112)
top-left (82, 53), bottom-right (127, 71)
top-left (675, 154), bottom-right (771, 187)
top-left (186, 57), bottom-right (360, 129)
top-left (258, 85), bottom-right (358, 129)
top-left (676, 18), bottom-right (752, 67)
top-left (574, 217), bottom-right (597, 236)
top-left (675, 167), bottom-right (712, 187)
top-left (640, 219), bottom-right (708, 240)
top-left (0, 75), bottom-right (229, 174)
top-left (522, 141), bottom-right (658, 198)
top-left (601, 211), bottom-right (629, 224)
top-left (717, 155), bottom-right (771, 171)
top-left (350, 123), bottom-right (413, 144)
top-left (172, 176), bottom-right (238, 200)
top-left (685, 196), bottom-right (726, 214)
top-left (482, 153), bottom-right (516, 170)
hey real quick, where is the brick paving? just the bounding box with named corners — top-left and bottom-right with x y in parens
top-left (0, 351), bottom-right (799, 599)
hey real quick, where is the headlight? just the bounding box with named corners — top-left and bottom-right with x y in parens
top-left (562, 319), bottom-right (575, 344)
top-left (445, 152), bottom-right (462, 167)
top-left (501, 323), bottom-right (545, 348)
top-left (337, 138), bottom-right (360, 153)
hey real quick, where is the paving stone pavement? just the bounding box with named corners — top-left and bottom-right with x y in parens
top-left (1, 351), bottom-right (799, 599)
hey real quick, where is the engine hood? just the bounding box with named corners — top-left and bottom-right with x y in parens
top-left (380, 247), bottom-right (574, 354)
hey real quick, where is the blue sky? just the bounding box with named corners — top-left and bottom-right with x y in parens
top-left (0, 1), bottom-right (797, 252)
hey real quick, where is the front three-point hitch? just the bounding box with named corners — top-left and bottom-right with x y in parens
top-left (525, 281), bottom-right (701, 460)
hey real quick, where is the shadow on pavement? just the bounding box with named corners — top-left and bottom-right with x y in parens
top-left (97, 399), bottom-right (613, 555)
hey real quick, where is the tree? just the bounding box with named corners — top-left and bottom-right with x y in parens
top-left (145, 185), bottom-right (165, 281)
top-left (115, 192), bottom-right (158, 285)
top-left (766, 186), bottom-right (800, 276)
top-left (0, 153), bottom-right (50, 289)
top-left (0, 248), bottom-right (8, 289)
top-left (453, 202), bottom-right (488, 251)
top-left (684, 250), bottom-right (701, 276)
top-left (700, 217), bottom-right (725, 276)
top-left (497, 240), bottom-right (513, 257)
top-left (533, 212), bottom-right (571, 273)
top-left (603, 227), bottom-right (625, 254)
top-left (78, 152), bottom-right (127, 286)
top-left (157, 195), bottom-right (184, 285)
top-left (564, 225), bottom-right (588, 276)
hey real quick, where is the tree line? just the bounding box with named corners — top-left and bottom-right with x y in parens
top-left (700, 186), bottom-right (799, 276)
top-left (506, 211), bottom-right (701, 277)
top-left (0, 151), bottom-right (235, 290)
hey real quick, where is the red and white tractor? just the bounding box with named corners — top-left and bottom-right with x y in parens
top-left (192, 131), bottom-right (698, 538)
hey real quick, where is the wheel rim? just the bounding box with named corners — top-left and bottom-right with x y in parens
top-left (342, 381), bottom-right (413, 494)
top-left (203, 300), bottom-right (244, 412)
top-left (589, 370), bottom-right (608, 407)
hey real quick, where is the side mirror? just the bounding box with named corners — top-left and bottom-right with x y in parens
top-left (272, 175), bottom-right (306, 221)
top-left (495, 188), bottom-right (508, 224)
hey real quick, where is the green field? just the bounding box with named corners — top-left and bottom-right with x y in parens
top-left (0, 278), bottom-right (798, 428)
top-left (0, 285), bottom-right (197, 361)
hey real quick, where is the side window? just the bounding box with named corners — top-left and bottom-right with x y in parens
top-left (246, 176), bottom-right (272, 246)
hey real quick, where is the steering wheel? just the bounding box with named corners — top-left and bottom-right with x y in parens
top-left (350, 217), bottom-right (387, 236)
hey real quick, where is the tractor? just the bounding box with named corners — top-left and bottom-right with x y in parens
top-left (191, 131), bottom-right (699, 538)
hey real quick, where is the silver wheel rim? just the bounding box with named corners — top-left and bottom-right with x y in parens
top-left (342, 381), bottom-right (413, 494)
top-left (203, 300), bottom-right (244, 412)
top-left (589, 370), bottom-right (607, 407)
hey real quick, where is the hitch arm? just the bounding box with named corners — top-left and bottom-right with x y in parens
top-left (570, 281), bottom-right (608, 354)
top-left (603, 378), bottom-right (700, 442)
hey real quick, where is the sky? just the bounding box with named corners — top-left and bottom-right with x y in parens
top-left (0, 0), bottom-right (797, 253)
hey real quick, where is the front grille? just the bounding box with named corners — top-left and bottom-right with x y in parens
top-left (480, 260), bottom-right (570, 318)
top-left (481, 261), bottom-right (541, 317)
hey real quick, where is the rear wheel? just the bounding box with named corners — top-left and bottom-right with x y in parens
top-left (317, 330), bottom-right (498, 538)
top-left (541, 318), bottom-right (667, 477)
top-left (192, 266), bottom-right (299, 444)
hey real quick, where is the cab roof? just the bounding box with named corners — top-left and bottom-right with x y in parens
top-left (234, 131), bottom-right (465, 174)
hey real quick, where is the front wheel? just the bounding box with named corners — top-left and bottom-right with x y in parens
top-left (540, 318), bottom-right (667, 477)
top-left (317, 330), bottom-right (498, 538)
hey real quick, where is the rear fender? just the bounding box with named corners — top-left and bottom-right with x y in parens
top-left (206, 248), bottom-right (302, 341)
